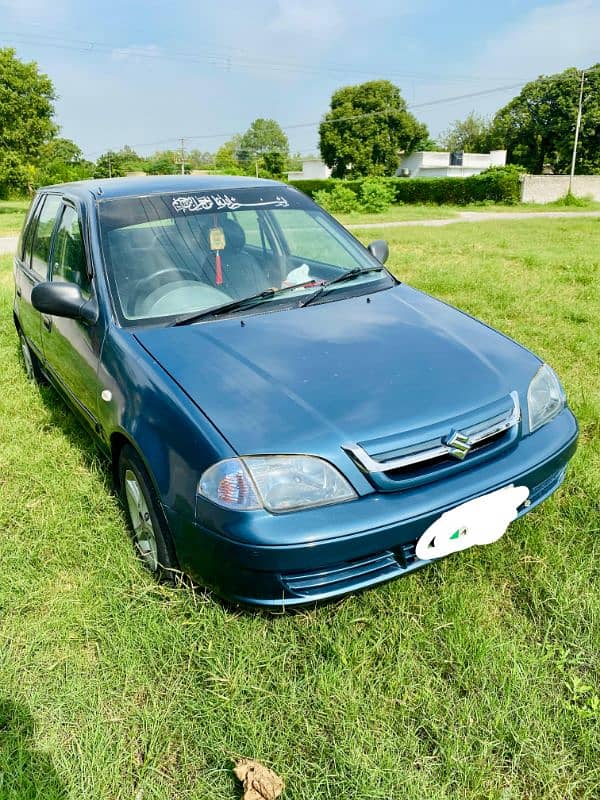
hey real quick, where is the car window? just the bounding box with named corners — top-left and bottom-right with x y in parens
top-left (232, 210), bottom-right (268, 250)
top-left (269, 208), bottom-right (358, 267)
top-left (51, 205), bottom-right (91, 299)
top-left (98, 187), bottom-right (386, 325)
top-left (18, 195), bottom-right (41, 263)
top-left (30, 194), bottom-right (62, 278)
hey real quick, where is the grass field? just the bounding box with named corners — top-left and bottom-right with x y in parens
top-left (0, 217), bottom-right (599, 799)
top-left (0, 200), bottom-right (29, 237)
top-left (2, 197), bottom-right (600, 237)
top-left (335, 198), bottom-right (600, 227)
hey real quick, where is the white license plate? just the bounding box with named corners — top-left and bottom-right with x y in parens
top-left (415, 484), bottom-right (530, 561)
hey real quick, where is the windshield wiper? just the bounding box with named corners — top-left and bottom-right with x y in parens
top-left (298, 267), bottom-right (385, 308)
top-left (170, 280), bottom-right (325, 327)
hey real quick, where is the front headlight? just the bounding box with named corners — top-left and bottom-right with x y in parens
top-left (198, 455), bottom-right (357, 513)
top-left (527, 364), bottom-right (565, 433)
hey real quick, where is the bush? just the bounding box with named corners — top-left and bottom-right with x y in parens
top-left (548, 192), bottom-right (593, 208)
top-left (313, 183), bottom-right (358, 213)
top-left (359, 179), bottom-right (396, 213)
top-left (289, 179), bottom-right (341, 198)
top-left (289, 166), bottom-right (523, 209)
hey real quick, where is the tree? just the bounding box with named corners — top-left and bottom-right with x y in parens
top-left (262, 151), bottom-right (286, 178)
top-left (118, 145), bottom-right (146, 173)
top-left (188, 149), bottom-right (215, 170)
top-left (145, 150), bottom-right (180, 175)
top-left (319, 80), bottom-right (428, 178)
top-left (39, 137), bottom-right (83, 165)
top-left (239, 118), bottom-right (289, 162)
top-left (439, 112), bottom-right (495, 153)
top-left (93, 151), bottom-right (128, 179)
top-left (0, 48), bottom-right (57, 162)
top-left (36, 138), bottom-right (93, 186)
top-left (214, 135), bottom-right (245, 174)
top-left (0, 151), bottom-right (30, 198)
top-left (492, 65), bottom-right (600, 174)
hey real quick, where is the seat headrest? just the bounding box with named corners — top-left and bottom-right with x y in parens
top-left (219, 219), bottom-right (246, 252)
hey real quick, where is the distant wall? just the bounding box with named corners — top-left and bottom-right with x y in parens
top-left (287, 159), bottom-right (331, 181)
top-left (521, 175), bottom-right (600, 203)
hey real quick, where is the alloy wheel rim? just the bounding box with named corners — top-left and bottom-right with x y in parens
top-left (124, 469), bottom-right (158, 572)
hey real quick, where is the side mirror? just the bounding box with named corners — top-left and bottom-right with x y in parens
top-left (31, 281), bottom-right (98, 324)
top-left (368, 239), bottom-right (389, 265)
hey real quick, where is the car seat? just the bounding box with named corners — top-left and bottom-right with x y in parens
top-left (202, 218), bottom-right (271, 299)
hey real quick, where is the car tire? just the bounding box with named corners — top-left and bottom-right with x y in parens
top-left (118, 445), bottom-right (179, 584)
top-left (18, 330), bottom-right (46, 384)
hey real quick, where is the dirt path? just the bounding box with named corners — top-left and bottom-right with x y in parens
top-left (0, 236), bottom-right (18, 255)
top-left (345, 210), bottom-right (600, 230)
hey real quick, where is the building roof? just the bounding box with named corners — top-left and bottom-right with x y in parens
top-left (41, 174), bottom-right (284, 201)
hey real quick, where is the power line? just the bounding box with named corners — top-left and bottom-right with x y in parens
top-left (3, 25), bottom-right (594, 159)
top-left (82, 81), bottom-right (532, 158)
top-left (0, 27), bottom-right (530, 83)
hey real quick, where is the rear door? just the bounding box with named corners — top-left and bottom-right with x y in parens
top-left (39, 200), bottom-right (103, 428)
top-left (14, 193), bottom-right (62, 358)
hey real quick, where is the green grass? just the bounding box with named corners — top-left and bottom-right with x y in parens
top-left (0, 217), bottom-right (599, 799)
top-left (0, 199), bottom-right (29, 237)
top-left (335, 198), bottom-right (600, 227)
top-left (2, 198), bottom-right (599, 238)
top-left (336, 204), bottom-right (460, 225)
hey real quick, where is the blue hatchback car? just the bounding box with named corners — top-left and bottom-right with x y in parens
top-left (13, 176), bottom-right (578, 606)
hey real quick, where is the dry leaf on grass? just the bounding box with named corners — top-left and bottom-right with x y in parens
top-left (233, 758), bottom-right (284, 800)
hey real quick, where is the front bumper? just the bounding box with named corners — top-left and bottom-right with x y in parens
top-left (166, 408), bottom-right (578, 607)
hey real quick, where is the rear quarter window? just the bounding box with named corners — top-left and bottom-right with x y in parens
top-left (29, 194), bottom-right (62, 278)
top-left (17, 195), bottom-right (41, 263)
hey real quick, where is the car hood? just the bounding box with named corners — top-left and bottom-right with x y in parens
top-left (134, 285), bottom-right (539, 457)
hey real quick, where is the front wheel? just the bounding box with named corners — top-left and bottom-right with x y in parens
top-left (118, 445), bottom-right (179, 583)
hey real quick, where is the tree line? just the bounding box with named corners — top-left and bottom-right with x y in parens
top-left (1, 46), bottom-right (598, 198)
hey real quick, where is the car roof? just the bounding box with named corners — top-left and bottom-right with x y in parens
top-left (40, 174), bottom-right (285, 201)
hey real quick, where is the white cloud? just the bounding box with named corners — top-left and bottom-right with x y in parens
top-left (418, 0), bottom-right (600, 137)
top-left (477, 0), bottom-right (600, 79)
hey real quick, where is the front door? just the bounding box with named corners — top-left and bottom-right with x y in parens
top-left (39, 202), bottom-right (103, 429)
top-left (15, 193), bottom-right (62, 360)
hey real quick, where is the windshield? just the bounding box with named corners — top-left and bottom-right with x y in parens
top-left (97, 186), bottom-right (390, 325)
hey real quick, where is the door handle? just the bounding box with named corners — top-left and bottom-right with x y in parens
top-left (42, 315), bottom-right (52, 332)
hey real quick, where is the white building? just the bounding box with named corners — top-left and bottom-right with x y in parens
top-left (287, 158), bottom-right (332, 181)
top-left (396, 149), bottom-right (507, 178)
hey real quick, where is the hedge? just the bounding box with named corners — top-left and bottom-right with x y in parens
top-left (288, 167), bottom-right (522, 206)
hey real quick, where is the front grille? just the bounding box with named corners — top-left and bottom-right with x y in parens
top-left (344, 392), bottom-right (521, 491)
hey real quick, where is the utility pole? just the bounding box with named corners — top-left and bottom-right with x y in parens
top-left (174, 137), bottom-right (187, 175)
top-left (569, 70), bottom-right (585, 194)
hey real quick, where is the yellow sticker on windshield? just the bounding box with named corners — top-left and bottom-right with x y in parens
top-left (209, 226), bottom-right (225, 251)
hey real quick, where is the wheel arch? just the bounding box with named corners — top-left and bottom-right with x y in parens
top-left (110, 431), bottom-right (156, 495)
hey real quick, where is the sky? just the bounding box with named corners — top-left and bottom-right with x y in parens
top-left (1, 0), bottom-right (599, 160)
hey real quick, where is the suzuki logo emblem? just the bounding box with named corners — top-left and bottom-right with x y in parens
top-left (445, 430), bottom-right (472, 460)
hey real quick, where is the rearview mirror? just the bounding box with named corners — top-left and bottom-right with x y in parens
top-left (31, 281), bottom-right (98, 324)
top-left (368, 239), bottom-right (389, 265)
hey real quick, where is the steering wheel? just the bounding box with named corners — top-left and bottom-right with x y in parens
top-left (134, 268), bottom-right (199, 298)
